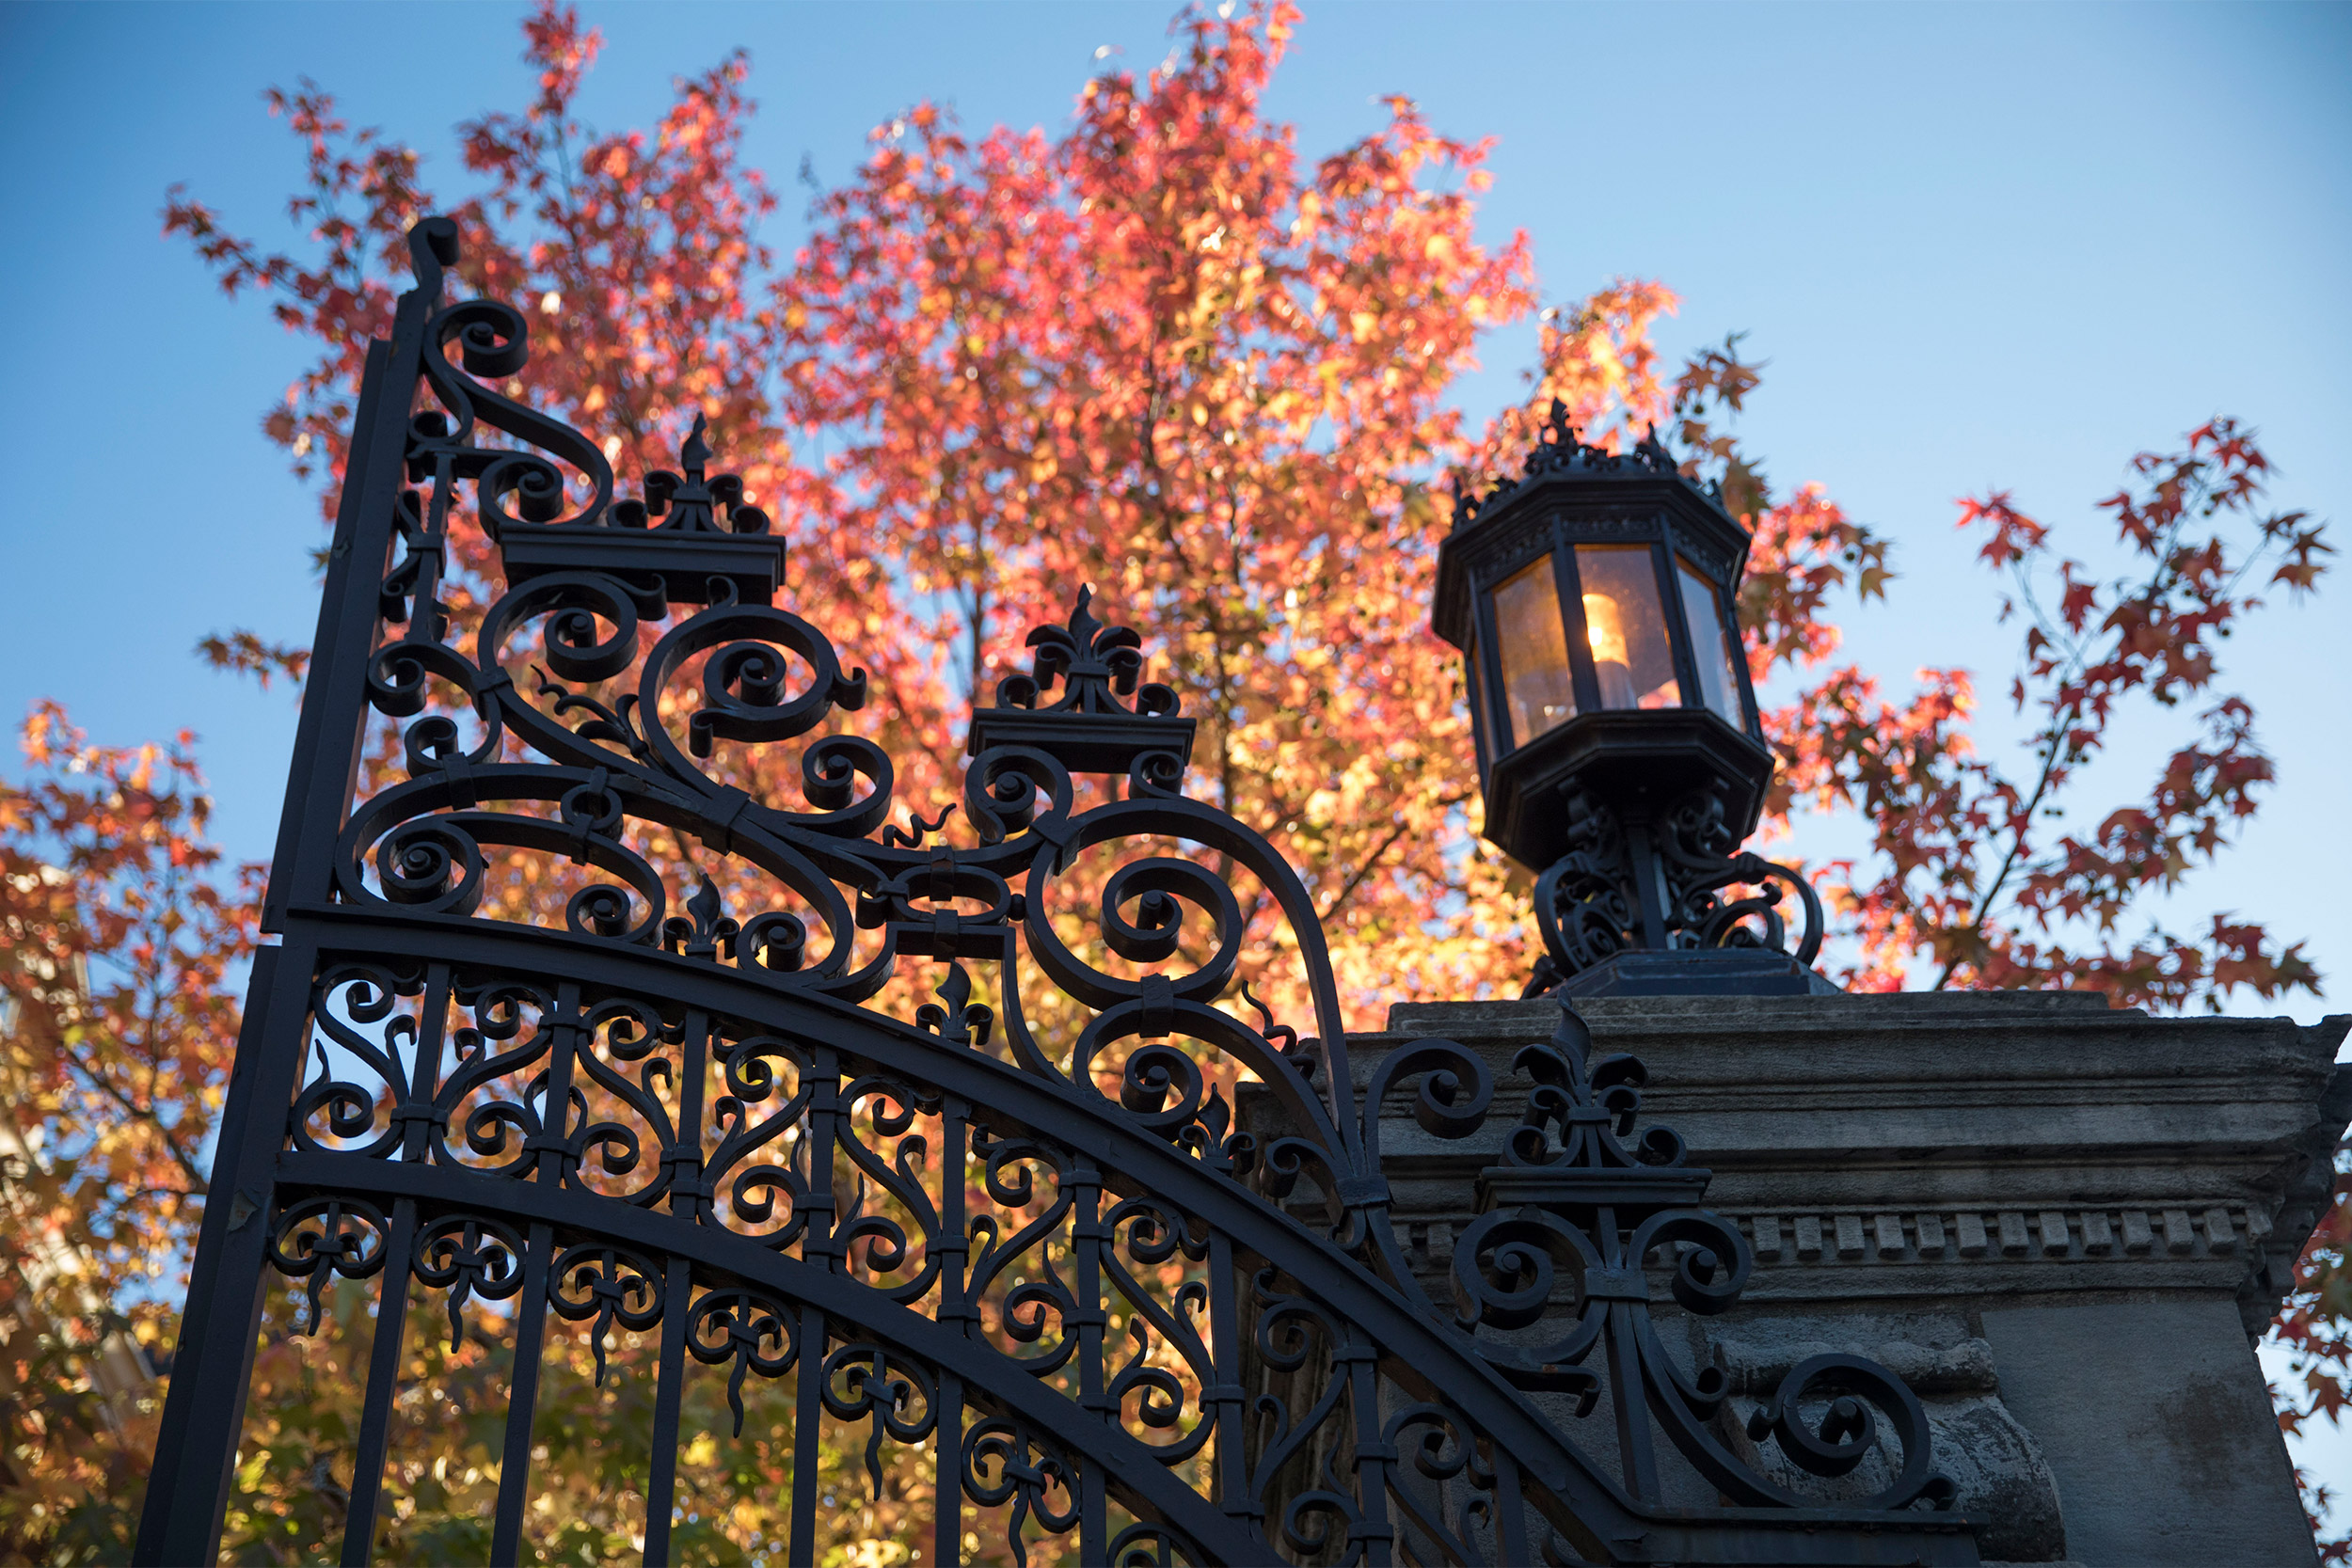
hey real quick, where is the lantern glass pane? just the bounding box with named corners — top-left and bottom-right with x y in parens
top-left (1575, 546), bottom-right (1680, 711)
top-left (1677, 557), bottom-right (1743, 725)
top-left (1493, 558), bottom-right (1576, 745)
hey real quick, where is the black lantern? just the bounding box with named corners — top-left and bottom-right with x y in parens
top-left (1435, 404), bottom-right (1833, 996)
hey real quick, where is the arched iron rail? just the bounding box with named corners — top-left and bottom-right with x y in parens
top-left (135, 219), bottom-right (1976, 1567)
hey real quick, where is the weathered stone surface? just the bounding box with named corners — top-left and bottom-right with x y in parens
top-left (1347, 990), bottom-right (2349, 1567)
top-left (1981, 1298), bottom-right (2309, 1567)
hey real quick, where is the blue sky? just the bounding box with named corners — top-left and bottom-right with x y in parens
top-left (3, 0), bottom-right (2348, 1495)
top-left (4, 0), bottom-right (2344, 1022)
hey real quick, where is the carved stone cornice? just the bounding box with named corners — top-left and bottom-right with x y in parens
top-left (1356, 990), bottom-right (2352, 1336)
top-left (1340, 990), bottom-right (2346, 1561)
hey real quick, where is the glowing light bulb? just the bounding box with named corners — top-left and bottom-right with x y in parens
top-left (1582, 593), bottom-right (1629, 666)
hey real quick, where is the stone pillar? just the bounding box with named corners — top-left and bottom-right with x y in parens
top-left (1359, 990), bottom-right (2349, 1567)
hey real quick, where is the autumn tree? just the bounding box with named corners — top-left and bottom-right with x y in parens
top-left (0, 709), bottom-right (246, 1559)
top-left (0, 0), bottom-right (2335, 1559)
top-left (165, 0), bottom-right (2328, 1022)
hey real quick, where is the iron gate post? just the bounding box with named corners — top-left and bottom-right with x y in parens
top-left (135, 227), bottom-right (452, 1560)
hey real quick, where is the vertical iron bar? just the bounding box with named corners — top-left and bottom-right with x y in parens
top-left (1606, 1300), bottom-right (1660, 1502)
top-left (672, 1008), bottom-right (709, 1227)
top-left (1345, 1341), bottom-right (1395, 1568)
top-left (932, 1096), bottom-right (970, 1568)
top-left (932, 1370), bottom-right (964, 1568)
top-left (788, 1050), bottom-right (840, 1568)
top-left (1491, 1445), bottom-right (1529, 1568)
top-left (1206, 1230), bottom-right (1253, 1532)
top-left (1623, 817), bottom-right (1673, 950)
top-left (490, 1220), bottom-right (556, 1566)
top-left (1070, 1158), bottom-right (1108, 1565)
top-left (401, 965), bottom-right (453, 1156)
top-left (537, 982), bottom-right (584, 1187)
top-left (339, 1196), bottom-right (417, 1566)
top-left (1600, 1209), bottom-right (1660, 1503)
top-left (642, 1256), bottom-right (691, 1567)
top-left (789, 1301), bottom-right (826, 1568)
top-left (644, 1006), bottom-right (707, 1567)
top-left (340, 958), bottom-right (453, 1562)
top-left (487, 984), bottom-right (581, 1566)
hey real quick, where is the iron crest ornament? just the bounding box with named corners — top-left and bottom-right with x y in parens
top-left (137, 218), bottom-right (1975, 1566)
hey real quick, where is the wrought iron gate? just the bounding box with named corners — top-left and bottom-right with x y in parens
top-left (135, 219), bottom-right (1976, 1566)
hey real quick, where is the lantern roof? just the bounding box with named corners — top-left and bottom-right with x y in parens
top-left (1432, 403), bottom-right (1754, 651)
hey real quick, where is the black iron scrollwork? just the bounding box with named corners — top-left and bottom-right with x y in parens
top-left (137, 216), bottom-right (1975, 1568)
top-left (1408, 994), bottom-right (1954, 1513)
top-left (414, 1214), bottom-right (527, 1348)
top-left (1660, 786), bottom-right (1828, 963)
top-left (270, 1196), bottom-right (389, 1333)
top-left (1524, 784), bottom-right (1826, 995)
top-left (687, 1287), bottom-right (800, 1435)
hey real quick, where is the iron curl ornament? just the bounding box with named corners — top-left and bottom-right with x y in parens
top-left (136, 217), bottom-right (1976, 1567)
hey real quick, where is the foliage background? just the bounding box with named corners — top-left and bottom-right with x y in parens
top-left (5, 0), bottom-right (2344, 988)
top-left (0, 0), bottom-right (2345, 1557)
